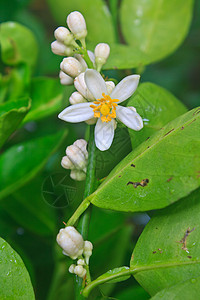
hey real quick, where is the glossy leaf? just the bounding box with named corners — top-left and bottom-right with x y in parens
top-left (120, 0), bottom-right (194, 65)
top-left (0, 97), bottom-right (31, 148)
top-left (88, 107), bottom-right (200, 212)
top-left (0, 22), bottom-right (38, 69)
top-left (0, 130), bottom-right (67, 200)
top-left (151, 276), bottom-right (200, 300)
top-left (131, 188), bottom-right (200, 296)
top-left (127, 82), bottom-right (187, 148)
top-left (0, 237), bottom-right (35, 299)
top-left (46, 0), bottom-right (115, 44)
top-left (23, 77), bottom-right (73, 123)
top-left (0, 176), bottom-right (56, 236)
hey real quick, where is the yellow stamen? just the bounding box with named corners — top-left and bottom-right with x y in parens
top-left (90, 92), bottom-right (119, 123)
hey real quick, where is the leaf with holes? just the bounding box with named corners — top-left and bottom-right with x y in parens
top-left (87, 107), bottom-right (200, 212)
top-left (130, 188), bottom-right (200, 296)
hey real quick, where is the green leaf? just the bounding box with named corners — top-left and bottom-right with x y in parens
top-left (98, 267), bottom-right (131, 284)
top-left (0, 176), bottom-right (56, 236)
top-left (0, 130), bottom-right (67, 200)
top-left (87, 107), bottom-right (200, 212)
top-left (46, 0), bottom-right (115, 44)
top-left (23, 77), bottom-right (73, 123)
top-left (130, 188), bottom-right (200, 296)
top-left (151, 276), bottom-right (200, 300)
top-left (0, 237), bottom-right (35, 299)
top-left (119, 0), bottom-right (194, 65)
top-left (115, 286), bottom-right (150, 300)
top-left (127, 82), bottom-right (187, 148)
top-left (0, 22), bottom-right (38, 70)
top-left (0, 97), bottom-right (31, 148)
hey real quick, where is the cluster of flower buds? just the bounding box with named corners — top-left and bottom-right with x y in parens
top-left (61, 139), bottom-right (88, 181)
top-left (57, 226), bottom-right (93, 278)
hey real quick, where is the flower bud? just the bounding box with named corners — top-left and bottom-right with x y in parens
top-left (74, 54), bottom-right (88, 70)
top-left (77, 259), bottom-right (85, 266)
top-left (83, 241), bottom-right (93, 264)
top-left (67, 11), bottom-right (87, 40)
top-left (66, 144), bottom-right (87, 171)
top-left (60, 57), bottom-right (84, 78)
top-left (69, 92), bottom-right (87, 105)
top-left (88, 50), bottom-right (95, 64)
top-left (61, 156), bottom-right (74, 169)
top-left (51, 41), bottom-right (74, 56)
top-left (69, 264), bottom-right (76, 273)
top-left (59, 71), bottom-right (74, 86)
top-left (54, 27), bottom-right (73, 45)
top-left (70, 170), bottom-right (86, 181)
top-left (95, 43), bottom-right (110, 70)
top-left (73, 139), bottom-right (88, 159)
top-left (56, 226), bottom-right (84, 259)
top-left (74, 265), bottom-right (86, 278)
top-left (106, 81), bottom-right (115, 95)
top-left (74, 73), bottom-right (95, 101)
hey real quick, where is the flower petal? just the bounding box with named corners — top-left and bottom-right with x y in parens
top-left (110, 75), bottom-right (140, 103)
top-left (85, 69), bottom-right (107, 99)
top-left (95, 119), bottom-right (115, 151)
top-left (116, 106), bottom-right (143, 131)
top-left (58, 103), bottom-right (94, 123)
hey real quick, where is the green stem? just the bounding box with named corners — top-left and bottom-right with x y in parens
top-left (75, 125), bottom-right (97, 299)
top-left (80, 47), bottom-right (94, 69)
top-left (83, 260), bottom-right (200, 297)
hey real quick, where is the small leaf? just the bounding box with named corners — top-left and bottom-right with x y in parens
top-left (151, 276), bottom-right (200, 299)
top-left (130, 188), bottom-right (200, 296)
top-left (0, 97), bottom-right (31, 148)
top-left (23, 77), bottom-right (73, 123)
top-left (0, 237), bottom-right (35, 299)
top-left (127, 82), bottom-right (187, 148)
top-left (0, 130), bottom-right (67, 200)
top-left (100, 267), bottom-right (131, 284)
top-left (120, 0), bottom-right (194, 65)
top-left (0, 22), bottom-right (38, 69)
top-left (46, 0), bottom-right (115, 44)
top-left (88, 107), bottom-right (200, 212)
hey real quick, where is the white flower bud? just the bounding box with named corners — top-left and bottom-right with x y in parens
top-left (59, 71), bottom-right (74, 86)
top-left (88, 50), bottom-right (95, 64)
top-left (67, 11), bottom-right (87, 40)
top-left (54, 27), bottom-right (73, 45)
top-left (69, 264), bottom-right (76, 273)
top-left (61, 156), bottom-right (75, 169)
top-left (69, 91), bottom-right (87, 105)
top-left (74, 265), bottom-right (86, 278)
top-left (56, 226), bottom-right (84, 259)
top-left (60, 57), bottom-right (84, 78)
top-left (77, 259), bottom-right (85, 266)
top-left (51, 41), bottom-right (73, 56)
top-left (66, 145), bottom-right (87, 171)
top-left (105, 81), bottom-right (115, 95)
top-left (70, 170), bottom-right (86, 181)
top-left (74, 54), bottom-right (88, 70)
top-left (73, 139), bottom-right (88, 159)
top-left (74, 73), bottom-right (95, 101)
top-left (95, 43), bottom-right (110, 70)
top-left (83, 241), bottom-right (93, 264)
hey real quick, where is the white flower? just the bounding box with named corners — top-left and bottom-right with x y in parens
top-left (58, 70), bottom-right (143, 151)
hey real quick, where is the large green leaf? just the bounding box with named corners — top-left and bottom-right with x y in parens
top-left (87, 107), bottom-right (200, 212)
top-left (151, 276), bottom-right (200, 299)
top-left (119, 0), bottom-right (194, 65)
top-left (0, 22), bottom-right (38, 69)
top-left (46, 0), bottom-right (115, 44)
top-left (130, 188), bottom-right (200, 296)
top-left (0, 130), bottom-right (67, 200)
top-left (0, 237), bottom-right (35, 299)
top-left (0, 176), bottom-right (56, 236)
top-left (23, 77), bottom-right (73, 123)
top-left (127, 82), bottom-right (187, 148)
top-left (0, 97), bottom-right (31, 148)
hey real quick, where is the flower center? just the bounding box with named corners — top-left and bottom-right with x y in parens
top-left (90, 93), bottom-right (119, 123)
